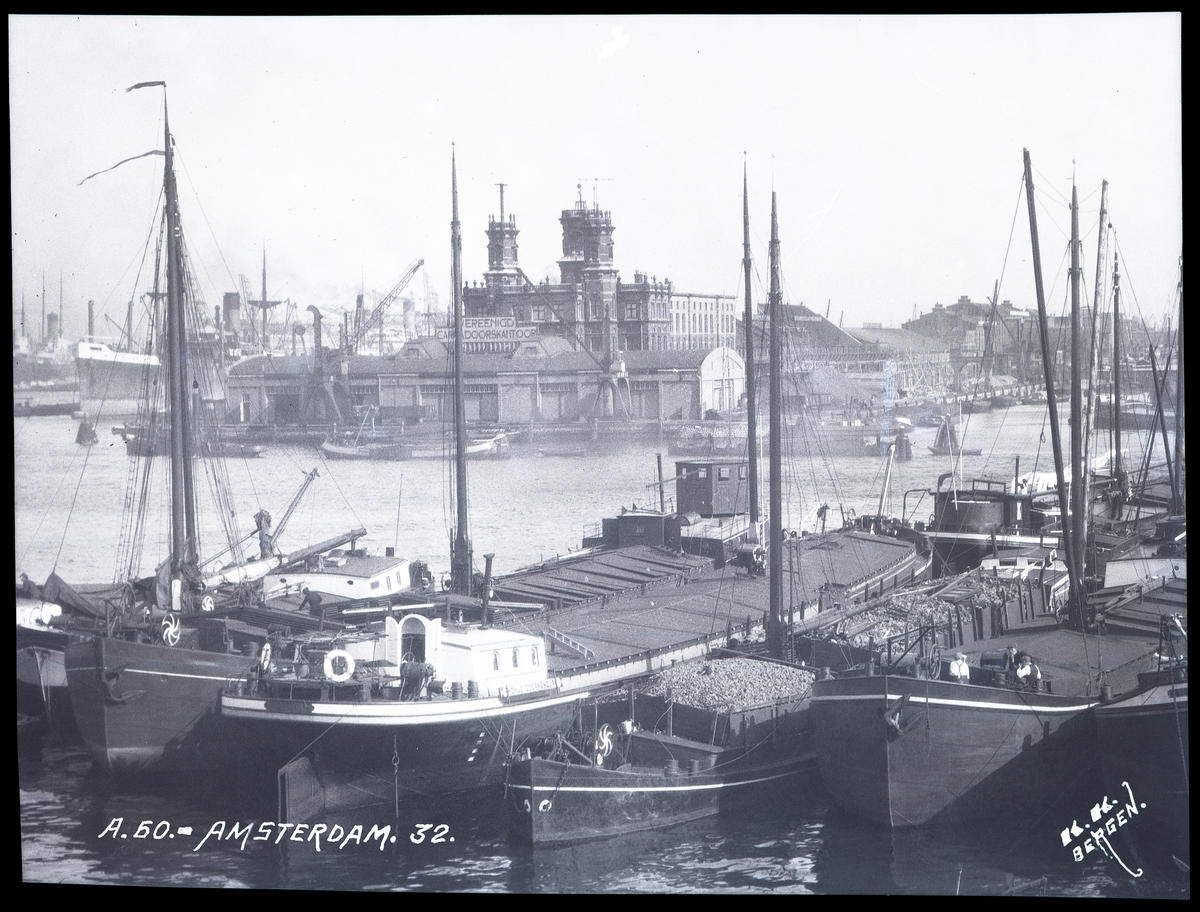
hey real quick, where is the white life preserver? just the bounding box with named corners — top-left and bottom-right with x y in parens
top-left (538, 799), bottom-right (552, 813)
top-left (201, 595), bottom-right (215, 612)
top-left (324, 649), bottom-right (356, 683)
top-left (258, 641), bottom-right (272, 675)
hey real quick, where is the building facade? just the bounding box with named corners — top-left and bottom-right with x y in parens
top-left (462, 189), bottom-right (735, 355)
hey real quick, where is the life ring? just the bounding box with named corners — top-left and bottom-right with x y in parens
top-left (161, 612), bottom-right (181, 647)
top-left (201, 595), bottom-right (215, 612)
top-left (324, 649), bottom-right (356, 683)
top-left (258, 642), bottom-right (272, 675)
top-left (538, 799), bottom-right (552, 812)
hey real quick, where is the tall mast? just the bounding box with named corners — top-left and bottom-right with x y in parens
top-left (742, 162), bottom-right (759, 528)
top-left (1069, 183), bottom-right (1086, 605)
top-left (1172, 260), bottom-right (1184, 515)
top-left (1023, 150), bottom-right (1084, 628)
top-left (164, 97), bottom-right (198, 586)
top-left (767, 190), bottom-right (784, 659)
top-left (450, 146), bottom-right (472, 595)
top-left (1111, 251), bottom-right (1124, 499)
top-left (261, 249), bottom-right (269, 355)
top-left (1081, 181), bottom-right (1108, 531)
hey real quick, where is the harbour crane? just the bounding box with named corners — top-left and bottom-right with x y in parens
top-left (349, 258), bottom-right (424, 355)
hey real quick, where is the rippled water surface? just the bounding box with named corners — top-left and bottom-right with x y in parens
top-left (16, 409), bottom-right (1184, 893)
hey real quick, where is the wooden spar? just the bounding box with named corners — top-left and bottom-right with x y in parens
top-left (876, 443), bottom-right (896, 528)
top-left (1069, 184), bottom-right (1086, 606)
top-left (767, 190), bottom-right (783, 659)
top-left (1148, 346), bottom-right (1177, 508)
top-left (1023, 149), bottom-right (1084, 628)
top-left (742, 163), bottom-right (760, 529)
top-left (1081, 181), bottom-right (1108, 519)
top-left (450, 147), bottom-right (472, 595)
top-left (1173, 259), bottom-right (1183, 514)
top-left (1111, 252), bottom-right (1124, 496)
top-left (982, 279), bottom-right (999, 390)
top-left (163, 97), bottom-right (199, 594)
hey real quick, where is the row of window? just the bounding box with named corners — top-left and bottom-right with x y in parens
top-left (493, 646), bottom-right (540, 671)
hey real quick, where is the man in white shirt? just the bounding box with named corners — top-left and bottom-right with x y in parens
top-left (949, 652), bottom-right (970, 684)
top-left (1015, 655), bottom-right (1041, 690)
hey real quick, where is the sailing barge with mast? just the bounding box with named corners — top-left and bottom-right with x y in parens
top-left (810, 153), bottom-right (1185, 830)
top-left (503, 175), bottom-right (820, 846)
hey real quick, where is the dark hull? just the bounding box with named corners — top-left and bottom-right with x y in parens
top-left (14, 400), bottom-right (80, 417)
top-left (505, 741), bottom-right (815, 845)
top-left (219, 686), bottom-right (595, 803)
top-left (65, 635), bottom-right (260, 773)
top-left (811, 673), bottom-right (1097, 828)
top-left (1094, 671), bottom-right (1189, 863)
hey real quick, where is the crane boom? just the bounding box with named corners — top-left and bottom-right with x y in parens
top-left (351, 258), bottom-right (424, 353)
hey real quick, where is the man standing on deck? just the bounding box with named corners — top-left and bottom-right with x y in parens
top-left (950, 652), bottom-right (971, 684)
top-left (298, 587), bottom-right (325, 630)
top-left (1001, 644), bottom-right (1019, 681)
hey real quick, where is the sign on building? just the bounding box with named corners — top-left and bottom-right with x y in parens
top-left (436, 317), bottom-right (539, 352)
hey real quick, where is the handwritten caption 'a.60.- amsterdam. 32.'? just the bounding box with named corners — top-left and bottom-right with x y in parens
top-left (1059, 781), bottom-right (1146, 877)
top-left (98, 818), bottom-right (454, 852)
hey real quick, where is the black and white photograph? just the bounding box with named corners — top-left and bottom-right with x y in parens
top-left (14, 14), bottom-right (1184, 895)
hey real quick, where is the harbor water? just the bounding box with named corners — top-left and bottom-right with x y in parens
top-left (15, 408), bottom-right (1184, 894)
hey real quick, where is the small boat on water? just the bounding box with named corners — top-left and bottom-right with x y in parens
top-left (504, 656), bottom-right (817, 845)
top-left (320, 429), bottom-right (511, 460)
top-left (927, 415), bottom-right (982, 457)
top-left (14, 396), bottom-right (81, 418)
top-left (116, 424), bottom-right (266, 458)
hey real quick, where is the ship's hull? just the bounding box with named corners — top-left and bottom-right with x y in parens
top-left (810, 673), bottom-right (1097, 828)
top-left (16, 626), bottom-right (80, 742)
top-left (1094, 669), bottom-right (1189, 863)
top-left (75, 343), bottom-right (160, 415)
top-left (65, 635), bottom-right (259, 773)
top-left (505, 736), bottom-right (815, 845)
top-left (219, 685), bottom-right (594, 801)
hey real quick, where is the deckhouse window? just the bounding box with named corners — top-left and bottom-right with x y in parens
top-left (493, 652), bottom-right (499, 671)
top-left (512, 649), bottom-right (519, 668)
top-left (531, 647), bottom-right (539, 667)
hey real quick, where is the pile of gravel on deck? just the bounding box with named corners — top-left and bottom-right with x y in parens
top-left (844, 577), bottom-right (1021, 647)
top-left (640, 657), bottom-right (815, 710)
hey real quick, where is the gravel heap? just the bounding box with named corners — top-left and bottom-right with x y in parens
top-left (844, 577), bottom-right (1021, 647)
top-left (640, 657), bottom-right (815, 710)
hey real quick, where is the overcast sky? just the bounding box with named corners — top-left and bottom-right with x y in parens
top-left (10, 15), bottom-right (1182, 346)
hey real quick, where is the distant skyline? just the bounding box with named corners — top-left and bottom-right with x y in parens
top-left (11, 15), bottom-right (1182, 346)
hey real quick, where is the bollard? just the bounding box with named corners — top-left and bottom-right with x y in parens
top-left (468, 680), bottom-right (479, 699)
top-left (451, 681), bottom-right (462, 700)
top-left (664, 759), bottom-right (679, 776)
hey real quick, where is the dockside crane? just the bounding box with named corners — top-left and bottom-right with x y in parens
top-left (348, 258), bottom-right (424, 355)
